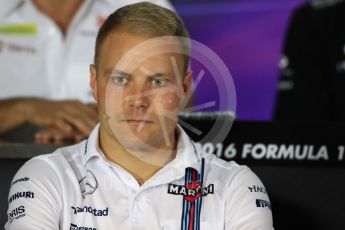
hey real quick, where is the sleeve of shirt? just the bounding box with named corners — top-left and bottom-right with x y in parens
top-left (224, 166), bottom-right (274, 230)
top-left (274, 4), bottom-right (332, 120)
top-left (5, 157), bottom-right (62, 230)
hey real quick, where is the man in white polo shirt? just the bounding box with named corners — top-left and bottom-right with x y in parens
top-left (5, 2), bottom-right (273, 229)
top-left (0, 0), bottom-right (173, 143)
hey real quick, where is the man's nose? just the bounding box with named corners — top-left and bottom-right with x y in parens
top-left (126, 85), bottom-right (151, 109)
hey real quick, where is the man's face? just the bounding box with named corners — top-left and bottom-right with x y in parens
top-left (90, 29), bottom-right (192, 150)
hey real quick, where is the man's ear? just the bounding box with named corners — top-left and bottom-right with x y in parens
top-left (183, 71), bottom-right (192, 93)
top-left (89, 64), bottom-right (98, 101)
top-left (182, 71), bottom-right (193, 108)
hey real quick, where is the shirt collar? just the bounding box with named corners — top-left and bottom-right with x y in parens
top-left (173, 125), bottom-right (201, 167)
top-left (82, 123), bottom-right (103, 166)
top-left (82, 123), bottom-right (202, 169)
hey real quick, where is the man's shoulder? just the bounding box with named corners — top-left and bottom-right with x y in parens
top-left (12, 140), bottom-right (87, 185)
top-left (33, 140), bottom-right (85, 166)
top-left (206, 154), bottom-right (250, 177)
top-left (5, 141), bottom-right (88, 229)
top-left (204, 153), bottom-right (242, 172)
top-left (204, 154), bottom-right (257, 185)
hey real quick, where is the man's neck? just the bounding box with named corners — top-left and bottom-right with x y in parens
top-left (99, 127), bottom-right (177, 186)
top-left (32, 0), bottom-right (83, 35)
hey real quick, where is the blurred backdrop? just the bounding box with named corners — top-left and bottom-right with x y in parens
top-left (171, 0), bottom-right (307, 120)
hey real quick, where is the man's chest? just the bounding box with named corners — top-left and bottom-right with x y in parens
top-left (61, 168), bottom-right (224, 230)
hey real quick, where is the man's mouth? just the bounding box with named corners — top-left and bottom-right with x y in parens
top-left (124, 119), bottom-right (153, 124)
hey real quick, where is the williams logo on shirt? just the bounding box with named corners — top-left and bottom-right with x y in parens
top-left (168, 183), bottom-right (214, 201)
top-left (167, 158), bottom-right (212, 230)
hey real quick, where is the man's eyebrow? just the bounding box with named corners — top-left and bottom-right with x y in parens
top-left (139, 67), bottom-right (170, 78)
top-left (104, 69), bottom-right (130, 77)
top-left (149, 73), bottom-right (167, 78)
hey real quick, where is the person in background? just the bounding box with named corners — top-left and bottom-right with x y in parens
top-left (274, 0), bottom-right (345, 122)
top-left (0, 0), bottom-right (173, 143)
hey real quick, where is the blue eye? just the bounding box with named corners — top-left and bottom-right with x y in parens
top-left (151, 78), bottom-right (168, 87)
top-left (112, 76), bottom-right (128, 86)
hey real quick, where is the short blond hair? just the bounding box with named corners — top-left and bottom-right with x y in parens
top-left (94, 2), bottom-right (190, 72)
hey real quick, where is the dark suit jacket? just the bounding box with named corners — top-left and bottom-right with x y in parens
top-left (275, 0), bottom-right (345, 121)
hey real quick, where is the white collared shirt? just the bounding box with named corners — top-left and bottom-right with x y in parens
top-left (0, 0), bottom-right (174, 102)
top-left (5, 124), bottom-right (273, 229)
